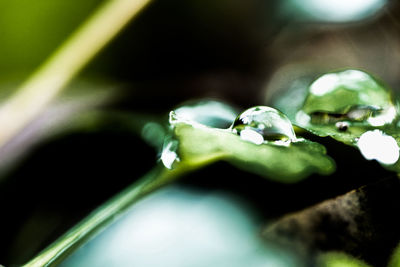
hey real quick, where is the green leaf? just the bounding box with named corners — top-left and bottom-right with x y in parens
top-left (164, 113), bottom-right (335, 183)
top-left (274, 69), bottom-right (400, 171)
top-left (389, 242), bottom-right (400, 267)
top-left (317, 252), bottom-right (372, 267)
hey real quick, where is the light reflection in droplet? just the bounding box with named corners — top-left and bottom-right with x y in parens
top-left (357, 130), bottom-right (399, 165)
top-left (161, 138), bottom-right (179, 169)
top-left (366, 106), bottom-right (397, 127)
top-left (174, 100), bottom-right (237, 128)
top-left (309, 73), bottom-right (340, 96)
top-left (238, 129), bottom-right (264, 145)
top-left (295, 110), bottom-right (311, 126)
top-left (231, 106), bottom-right (297, 145)
top-left (310, 70), bottom-right (374, 98)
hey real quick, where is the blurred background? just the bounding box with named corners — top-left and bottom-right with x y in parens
top-left (0, 0), bottom-right (399, 265)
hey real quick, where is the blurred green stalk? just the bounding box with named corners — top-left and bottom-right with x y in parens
top-left (0, 0), bottom-right (154, 265)
top-left (0, 0), bottom-right (151, 148)
top-left (23, 164), bottom-right (188, 266)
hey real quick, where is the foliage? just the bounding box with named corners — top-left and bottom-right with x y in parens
top-left (0, 1), bottom-right (399, 267)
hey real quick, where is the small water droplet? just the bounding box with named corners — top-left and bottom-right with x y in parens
top-left (297, 69), bottom-right (397, 129)
top-left (231, 106), bottom-right (296, 145)
top-left (161, 137), bottom-right (180, 169)
top-left (335, 121), bottom-right (349, 132)
top-left (169, 111), bottom-right (179, 124)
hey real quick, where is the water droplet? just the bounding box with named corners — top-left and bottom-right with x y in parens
top-left (297, 69), bottom-right (397, 129)
top-left (357, 130), bottom-right (399, 165)
top-left (169, 111), bottom-right (180, 124)
top-left (231, 106), bottom-right (296, 145)
top-left (161, 137), bottom-right (180, 169)
top-left (173, 100), bottom-right (238, 128)
top-left (335, 121), bottom-right (349, 132)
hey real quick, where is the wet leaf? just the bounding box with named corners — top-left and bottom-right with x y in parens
top-left (295, 69), bottom-right (396, 139)
top-left (163, 106), bottom-right (335, 183)
top-left (274, 69), bottom-right (400, 171)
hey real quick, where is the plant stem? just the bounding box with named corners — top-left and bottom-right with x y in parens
top-left (23, 164), bottom-right (188, 267)
top-left (0, 0), bottom-right (152, 148)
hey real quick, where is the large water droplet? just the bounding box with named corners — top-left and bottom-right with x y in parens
top-left (297, 69), bottom-right (397, 130)
top-left (231, 106), bottom-right (296, 145)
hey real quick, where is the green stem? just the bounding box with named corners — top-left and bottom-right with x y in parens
top-left (0, 0), bottom-right (152, 148)
top-left (23, 164), bottom-right (188, 267)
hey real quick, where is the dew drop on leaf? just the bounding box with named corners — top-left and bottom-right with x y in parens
top-left (335, 121), bottom-right (349, 132)
top-left (161, 136), bottom-right (180, 169)
top-left (231, 106), bottom-right (296, 145)
top-left (173, 100), bottom-right (238, 129)
top-left (296, 69), bottom-right (397, 129)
